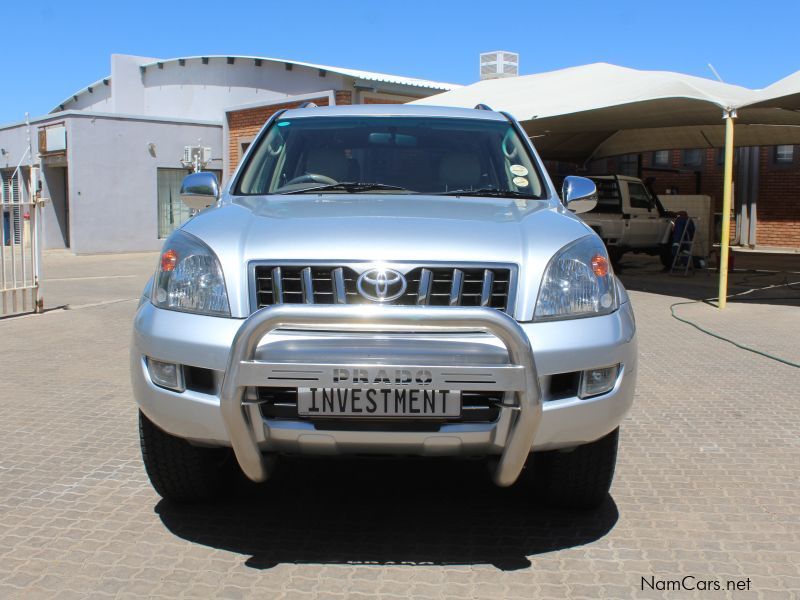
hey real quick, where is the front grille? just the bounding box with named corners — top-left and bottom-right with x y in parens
top-left (257, 387), bottom-right (503, 424)
top-left (253, 265), bottom-right (513, 313)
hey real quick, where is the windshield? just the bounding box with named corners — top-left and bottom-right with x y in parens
top-left (236, 115), bottom-right (546, 198)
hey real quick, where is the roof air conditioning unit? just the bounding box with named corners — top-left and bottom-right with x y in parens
top-left (479, 51), bottom-right (519, 80)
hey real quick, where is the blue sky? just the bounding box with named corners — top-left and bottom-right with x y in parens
top-left (2, 0), bottom-right (799, 123)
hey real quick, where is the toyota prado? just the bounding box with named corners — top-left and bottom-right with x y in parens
top-left (131, 104), bottom-right (637, 509)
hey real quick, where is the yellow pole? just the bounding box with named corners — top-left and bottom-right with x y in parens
top-left (717, 109), bottom-right (736, 309)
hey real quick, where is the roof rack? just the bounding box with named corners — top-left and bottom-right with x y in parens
top-left (474, 103), bottom-right (493, 111)
top-left (298, 101), bottom-right (318, 108)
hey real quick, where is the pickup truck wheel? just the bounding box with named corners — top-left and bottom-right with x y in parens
top-left (138, 411), bottom-right (235, 504)
top-left (659, 243), bottom-right (673, 268)
top-left (525, 427), bottom-right (619, 510)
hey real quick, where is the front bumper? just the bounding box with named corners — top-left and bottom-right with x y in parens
top-left (131, 301), bottom-right (637, 485)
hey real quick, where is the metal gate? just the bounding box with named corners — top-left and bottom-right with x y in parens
top-left (1, 166), bottom-right (42, 315)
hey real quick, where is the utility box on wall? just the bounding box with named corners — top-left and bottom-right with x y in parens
top-left (38, 124), bottom-right (67, 154)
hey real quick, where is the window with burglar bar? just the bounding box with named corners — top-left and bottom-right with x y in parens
top-left (1, 169), bottom-right (27, 245)
top-left (617, 154), bottom-right (639, 176)
top-left (652, 150), bottom-right (671, 167)
top-left (682, 148), bottom-right (703, 167)
top-left (774, 145), bottom-right (794, 165)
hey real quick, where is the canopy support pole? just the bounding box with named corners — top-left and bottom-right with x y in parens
top-left (718, 108), bottom-right (737, 309)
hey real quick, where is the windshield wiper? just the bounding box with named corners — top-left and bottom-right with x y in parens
top-left (282, 182), bottom-right (410, 194)
top-left (434, 188), bottom-right (540, 199)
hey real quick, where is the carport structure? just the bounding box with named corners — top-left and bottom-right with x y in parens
top-left (414, 63), bottom-right (800, 308)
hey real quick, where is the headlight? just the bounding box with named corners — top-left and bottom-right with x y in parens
top-left (152, 230), bottom-right (230, 317)
top-left (534, 235), bottom-right (617, 320)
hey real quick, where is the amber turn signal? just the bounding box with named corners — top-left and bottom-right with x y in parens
top-left (160, 249), bottom-right (178, 272)
top-left (591, 254), bottom-right (609, 277)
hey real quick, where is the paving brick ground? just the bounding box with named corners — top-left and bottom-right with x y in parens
top-left (1, 251), bottom-right (798, 599)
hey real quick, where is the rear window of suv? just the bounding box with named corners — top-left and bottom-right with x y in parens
top-left (589, 179), bottom-right (622, 213)
top-left (235, 115), bottom-right (546, 198)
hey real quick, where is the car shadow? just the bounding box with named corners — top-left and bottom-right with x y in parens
top-left (155, 456), bottom-right (619, 571)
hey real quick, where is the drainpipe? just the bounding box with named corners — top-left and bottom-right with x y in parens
top-left (734, 147), bottom-right (760, 248)
top-left (735, 147), bottom-right (748, 246)
top-left (748, 147), bottom-right (759, 247)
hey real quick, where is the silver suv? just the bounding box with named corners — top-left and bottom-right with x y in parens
top-left (131, 104), bottom-right (637, 509)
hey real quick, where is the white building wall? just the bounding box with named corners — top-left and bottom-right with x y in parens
top-left (111, 54), bottom-right (157, 115)
top-left (0, 122), bottom-right (33, 172)
top-left (66, 115), bottom-right (222, 253)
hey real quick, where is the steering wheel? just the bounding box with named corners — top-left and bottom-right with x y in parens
top-left (286, 173), bottom-right (338, 186)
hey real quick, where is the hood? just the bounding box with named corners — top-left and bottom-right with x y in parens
top-left (183, 194), bottom-right (593, 318)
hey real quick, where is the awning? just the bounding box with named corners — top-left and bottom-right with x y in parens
top-left (414, 62), bottom-right (800, 162)
top-left (746, 70), bottom-right (800, 110)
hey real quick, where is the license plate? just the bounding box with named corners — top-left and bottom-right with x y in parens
top-left (297, 388), bottom-right (461, 418)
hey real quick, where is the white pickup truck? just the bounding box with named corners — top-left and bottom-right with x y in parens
top-left (580, 175), bottom-right (674, 266)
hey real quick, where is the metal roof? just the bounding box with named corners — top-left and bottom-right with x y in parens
top-left (52, 55), bottom-right (460, 114)
top-left (52, 76), bottom-right (110, 113)
top-left (155, 55), bottom-right (460, 90)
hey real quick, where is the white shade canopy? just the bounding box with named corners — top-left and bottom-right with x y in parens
top-left (746, 70), bottom-right (800, 110)
top-left (413, 63), bottom-right (800, 162)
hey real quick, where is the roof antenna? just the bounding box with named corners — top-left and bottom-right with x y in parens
top-left (707, 63), bottom-right (724, 83)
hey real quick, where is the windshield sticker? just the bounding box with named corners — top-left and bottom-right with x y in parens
top-left (277, 121), bottom-right (291, 127)
top-left (513, 176), bottom-right (529, 187)
top-left (509, 164), bottom-right (528, 177)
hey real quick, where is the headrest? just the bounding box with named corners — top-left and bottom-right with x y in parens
top-left (438, 153), bottom-right (481, 190)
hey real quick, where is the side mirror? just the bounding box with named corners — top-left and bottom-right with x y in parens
top-left (180, 172), bottom-right (220, 211)
top-left (561, 176), bottom-right (598, 214)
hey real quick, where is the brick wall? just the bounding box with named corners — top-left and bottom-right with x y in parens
top-left (638, 149), bottom-right (730, 241)
top-left (226, 95), bottom-right (334, 173)
top-left (640, 149), bottom-right (724, 210)
top-left (334, 91), bottom-right (353, 106)
top-left (641, 148), bottom-right (800, 248)
top-left (755, 149), bottom-right (800, 247)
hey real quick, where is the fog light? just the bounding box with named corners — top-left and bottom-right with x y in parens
top-left (579, 364), bottom-right (620, 399)
top-left (147, 358), bottom-right (185, 392)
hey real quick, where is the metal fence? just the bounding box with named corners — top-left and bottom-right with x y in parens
top-left (1, 167), bottom-right (42, 315)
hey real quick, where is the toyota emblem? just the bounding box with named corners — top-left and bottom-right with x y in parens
top-left (357, 268), bottom-right (407, 302)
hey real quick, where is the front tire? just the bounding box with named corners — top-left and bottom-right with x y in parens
top-left (139, 411), bottom-right (235, 503)
top-left (523, 428), bottom-right (619, 509)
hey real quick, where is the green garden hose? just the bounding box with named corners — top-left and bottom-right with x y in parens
top-left (668, 278), bottom-right (800, 369)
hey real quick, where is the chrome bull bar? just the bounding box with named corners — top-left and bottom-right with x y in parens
top-left (219, 304), bottom-right (542, 487)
